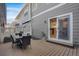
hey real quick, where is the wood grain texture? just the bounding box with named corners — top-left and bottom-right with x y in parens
top-left (0, 39), bottom-right (78, 56)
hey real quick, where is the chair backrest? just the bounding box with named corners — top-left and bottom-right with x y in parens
top-left (22, 36), bottom-right (31, 46)
top-left (19, 33), bottom-right (22, 36)
top-left (19, 31), bottom-right (23, 36)
top-left (10, 35), bottom-right (15, 43)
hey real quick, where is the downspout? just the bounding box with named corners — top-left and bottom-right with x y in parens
top-left (29, 3), bottom-right (32, 35)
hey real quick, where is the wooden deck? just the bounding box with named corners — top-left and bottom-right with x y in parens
top-left (0, 39), bottom-right (78, 56)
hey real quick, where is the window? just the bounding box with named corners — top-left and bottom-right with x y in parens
top-left (32, 3), bottom-right (37, 12)
top-left (58, 15), bottom-right (70, 40)
top-left (24, 11), bottom-right (28, 17)
top-left (15, 24), bottom-right (19, 26)
top-left (24, 10), bottom-right (29, 21)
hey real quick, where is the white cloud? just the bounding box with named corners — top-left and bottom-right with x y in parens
top-left (7, 7), bottom-right (20, 12)
top-left (7, 7), bottom-right (21, 23)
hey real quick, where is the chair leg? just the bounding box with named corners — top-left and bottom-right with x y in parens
top-left (12, 43), bottom-right (14, 48)
top-left (29, 44), bottom-right (32, 49)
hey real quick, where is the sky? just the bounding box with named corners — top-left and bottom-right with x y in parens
top-left (6, 3), bottom-right (24, 24)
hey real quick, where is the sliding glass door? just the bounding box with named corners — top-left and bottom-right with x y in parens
top-left (49, 13), bottom-right (73, 44)
top-left (58, 15), bottom-right (70, 40)
top-left (50, 18), bottom-right (57, 39)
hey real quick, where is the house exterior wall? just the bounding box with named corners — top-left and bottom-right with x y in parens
top-left (31, 3), bottom-right (79, 45)
top-left (15, 3), bottom-right (31, 35)
top-left (32, 3), bottom-right (60, 16)
top-left (0, 3), bottom-right (6, 33)
top-left (31, 3), bottom-right (60, 39)
top-left (0, 3), bottom-right (6, 43)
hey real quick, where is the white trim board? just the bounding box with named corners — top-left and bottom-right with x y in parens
top-left (32, 3), bottom-right (66, 18)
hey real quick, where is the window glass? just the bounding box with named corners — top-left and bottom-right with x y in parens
top-left (24, 11), bottom-right (28, 17)
top-left (58, 15), bottom-right (70, 40)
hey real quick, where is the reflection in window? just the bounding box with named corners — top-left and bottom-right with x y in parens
top-left (50, 18), bottom-right (57, 38)
top-left (24, 11), bottom-right (28, 17)
top-left (58, 15), bottom-right (70, 40)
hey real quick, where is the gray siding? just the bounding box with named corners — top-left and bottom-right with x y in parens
top-left (32, 3), bottom-right (79, 45)
top-left (32, 3), bottom-right (60, 16)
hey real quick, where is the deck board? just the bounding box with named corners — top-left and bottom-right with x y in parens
top-left (40, 44), bottom-right (56, 56)
top-left (68, 48), bottom-right (73, 56)
top-left (47, 45), bottom-right (60, 56)
top-left (72, 47), bottom-right (77, 56)
top-left (59, 47), bottom-right (67, 56)
top-left (59, 48), bottom-right (69, 56)
top-left (50, 45), bottom-right (62, 56)
top-left (56, 46), bottom-right (65, 56)
top-left (52, 46), bottom-right (63, 56)
top-left (0, 39), bottom-right (78, 56)
top-left (76, 48), bottom-right (79, 56)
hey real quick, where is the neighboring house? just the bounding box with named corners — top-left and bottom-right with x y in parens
top-left (5, 23), bottom-right (15, 36)
top-left (0, 3), bottom-right (6, 43)
top-left (15, 3), bottom-right (32, 36)
top-left (0, 3), bottom-right (6, 33)
top-left (15, 3), bottom-right (79, 46)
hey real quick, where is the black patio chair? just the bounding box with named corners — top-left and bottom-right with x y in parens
top-left (21, 35), bottom-right (31, 49)
top-left (10, 35), bottom-right (17, 48)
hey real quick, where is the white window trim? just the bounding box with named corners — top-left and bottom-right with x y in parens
top-left (48, 12), bottom-right (73, 46)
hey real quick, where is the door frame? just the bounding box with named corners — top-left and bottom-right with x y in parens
top-left (48, 12), bottom-right (73, 45)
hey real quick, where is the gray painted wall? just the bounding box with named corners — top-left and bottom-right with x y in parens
top-left (32, 3), bottom-right (60, 16)
top-left (31, 3), bottom-right (79, 45)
